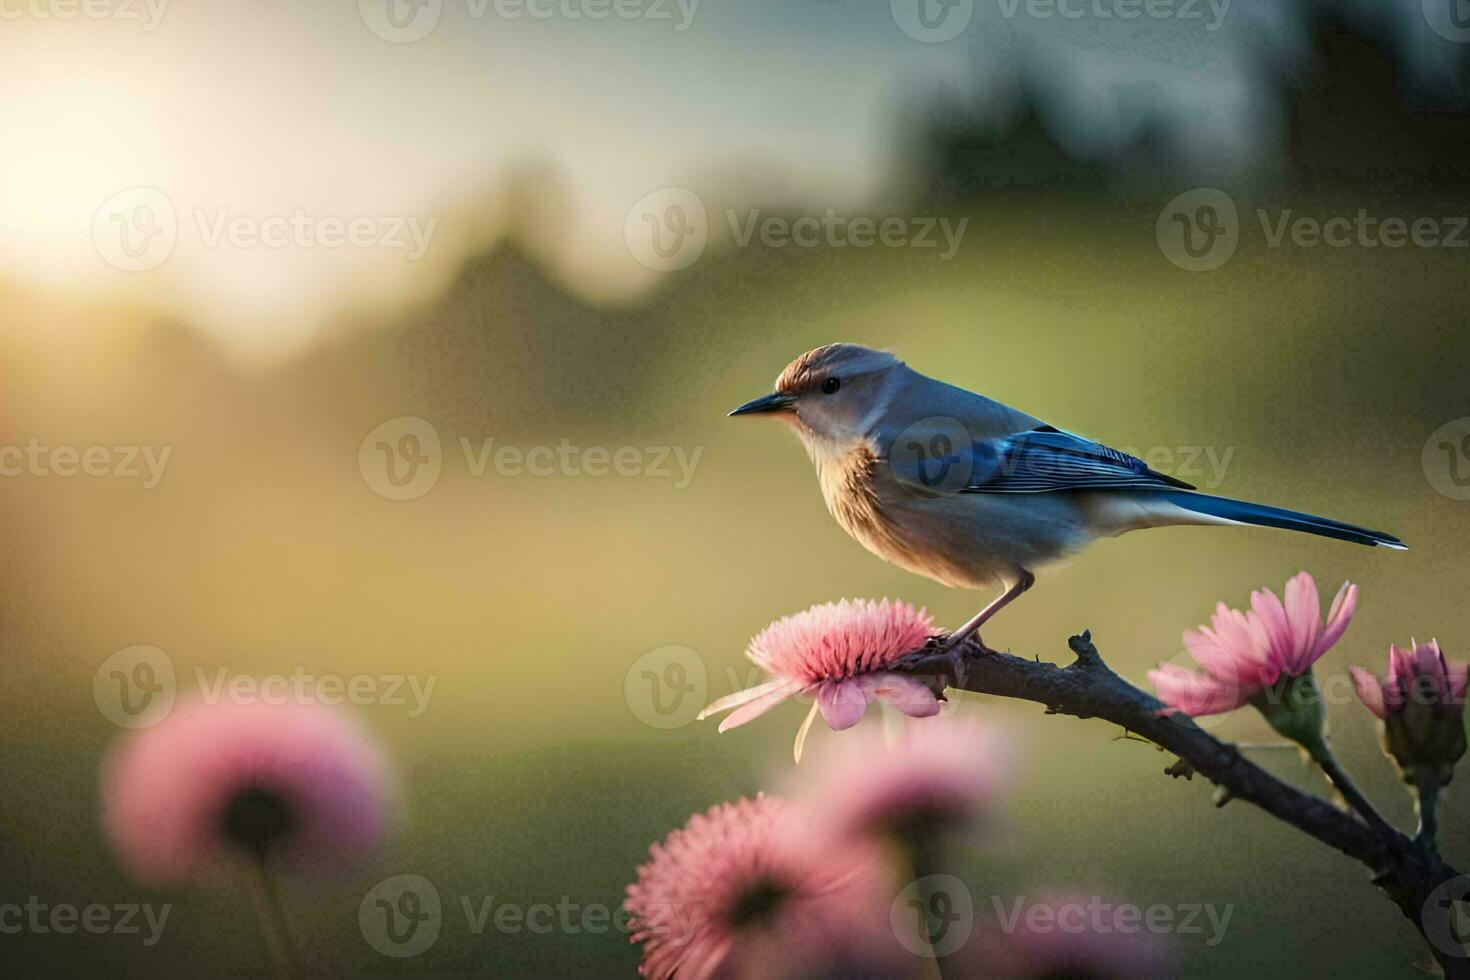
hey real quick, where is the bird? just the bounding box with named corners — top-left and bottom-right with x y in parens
top-left (729, 342), bottom-right (1405, 656)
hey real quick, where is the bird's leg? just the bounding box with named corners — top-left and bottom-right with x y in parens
top-left (940, 570), bottom-right (1036, 668)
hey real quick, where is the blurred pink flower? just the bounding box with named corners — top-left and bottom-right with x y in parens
top-left (799, 715), bottom-right (1008, 846)
top-left (1148, 572), bottom-right (1356, 717)
top-left (1351, 640), bottom-right (1469, 721)
top-left (625, 795), bottom-right (902, 980)
top-left (102, 699), bottom-right (395, 886)
top-left (698, 599), bottom-right (940, 760)
top-left (971, 893), bottom-right (1174, 979)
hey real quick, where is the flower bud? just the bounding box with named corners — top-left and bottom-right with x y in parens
top-left (1351, 641), bottom-right (1468, 786)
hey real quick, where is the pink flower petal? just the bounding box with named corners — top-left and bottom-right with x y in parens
top-left (1182, 629), bottom-right (1275, 688)
top-left (1448, 655), bottom-right (1469, 707)
top-left (861, 673), bottom-right (942, 718)
top-left (699, 680), bottom-right (781, 720)
top-left (717, 682), bottom-right (799, 733)
top-left (1207, 604), bottom-right (1264, 665)
top-left (1248, 587), bottom-right (1293, 675)
top-left (1148, 663), bottom-right (1250, 717)
top-left (817, 679), bottom-right (870, 731)
top-left (1313, 581), bottom-right (1357, 661)
top-left (1283, 572), bottom-right (1322, 674)
top-left (700, 679), bottom-right (797, 721)
top-left (1349, 667), bottom-right (1388, 720)
top-left (746, 599), bottom-right (934, 687)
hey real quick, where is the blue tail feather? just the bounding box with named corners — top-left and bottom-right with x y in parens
top-left (1159, 491), bottom-right (1407, 550)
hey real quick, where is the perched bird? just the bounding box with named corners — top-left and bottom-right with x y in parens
top-left (729, 343), bottom-right (1405, 654)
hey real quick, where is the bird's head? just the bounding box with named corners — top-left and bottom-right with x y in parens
top-left (729, 343), bottom-right (902, 448)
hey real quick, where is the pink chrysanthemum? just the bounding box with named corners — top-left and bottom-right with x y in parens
top-left (102, 698), bottom-right (395, 885)
top-left (1148, 572), bottom-right (1357, 717)
top-left (799, 715), bottom-right (1008, 846)
top-left (1351, 639), bottom-right (1469, 721)
top-left (698, 599), bottom-right (940, 760)
top-left (625, 795), bottom-right (897, 980)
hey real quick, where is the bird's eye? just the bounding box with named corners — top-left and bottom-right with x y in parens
top-left (821, 377), bottom-right (841, 395)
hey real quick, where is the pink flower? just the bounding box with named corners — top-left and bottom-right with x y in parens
top-left (698, 599), bottom-right (941, 761)
top-left (798, 715), bottom-right (1008, 846)
top-left (1351, 640), bottom-right (1469, 786)
top-left (102, 699), bottom-right (396, 886)
top-left (625, 795), bottom-right (899, 980)
top-left (1148, 572), bottom-right (1356, 717)
top-left (1351, 640), bottom-right (1469, 721)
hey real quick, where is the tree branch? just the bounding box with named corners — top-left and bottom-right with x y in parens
top-left (894, 631), bottom-right (1470, 978)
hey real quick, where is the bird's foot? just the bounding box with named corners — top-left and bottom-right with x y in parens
top-left (894, 634), bottom-right (997, 688)
top-left (926, 632), bottom-right (997, 688)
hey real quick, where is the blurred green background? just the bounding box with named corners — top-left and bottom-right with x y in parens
top-left (4, 2), bottom-right (1470, 977)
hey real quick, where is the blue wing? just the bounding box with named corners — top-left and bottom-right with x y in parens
top-left (961, 426), bottom-right (1196, 494)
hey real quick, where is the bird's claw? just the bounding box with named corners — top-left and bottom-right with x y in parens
top-left (946, 643), bottom-right (969, 688)
top-left (896, 633), bottom-right (998, 687)
top-left (930, 632), bottom-right (1000, 688)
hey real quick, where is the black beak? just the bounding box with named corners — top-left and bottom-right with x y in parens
top-left (728, 392), bottom-right (797, 417)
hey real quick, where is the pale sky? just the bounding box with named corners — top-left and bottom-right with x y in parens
top-left (0, 0), bottom-right (1451, 357)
